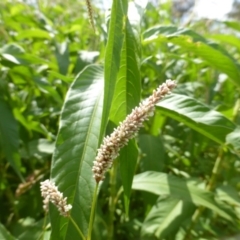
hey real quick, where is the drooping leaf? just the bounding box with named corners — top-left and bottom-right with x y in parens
top-left (141, 196), bottom-right (195, 239)
top-left (0, 43), bottom-right (49, 67)
top-left (210, 34), bottom-right (240, 52)
top-left (50, 65), bottom-right (104, 239)
top-left (156, 93), bottom-right (236, 145)
top-left (224, 21), bottom-right (240, 32)
top-left (132, 171), bottom-right (234, 221)
top-left (143, 26), bottom-right (240, 86)
top-left (0, 43), bottom-right (25, 66)
top-left (0, 43), bottom-right (25, 55)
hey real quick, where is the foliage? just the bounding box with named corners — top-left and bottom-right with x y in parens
top-left (0, 0), bottom-right (240, 239)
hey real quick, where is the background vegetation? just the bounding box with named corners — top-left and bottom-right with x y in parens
top-left (0, 0), bottom-right (240, 239)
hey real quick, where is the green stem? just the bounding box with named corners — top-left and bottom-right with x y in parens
top-left (183, 147), bottom-right (225, 240)
top-left (183, 206), bottom-right (204, 240)
top-left (69, 216), bottom-right (86, 240)
top-left (87, 183), bottom-right (99, 240)
top-left (108, 160), bottom-right (118, 240)
top-left (206, 148), bottom-right (224, 191)
top-left (37, 214), bottom-right (47, 240)
top-left (232, 98), bottom-right (240, 123)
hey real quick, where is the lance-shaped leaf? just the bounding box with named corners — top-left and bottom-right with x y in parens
top-left (0, 222), bottom-right (17, 240)
top-left (156, 93), bottom-right (236, 145)
top-left (143, 26), bottom-right (240, 86)
top-left (0, 98), bottom-right (23, 181)
top-left (100, 0), bottom-right (126, 139)
top-left (210, 34), bottom-right (240, 53)
top-left (132, 171), bottom-right (234, 222)
top-left (224, 21), bottom-right (240, 32)
top-left (50, 65), bottom-right (104, 239)
top-left (16, 29), bottom-right (51, 39)
top-left (54, 41), bottom-right (69, 75)
top-left (109, 1), bottom-right (144, 215)
top-left (226, 126), bottom-right (240, 154)
top-left (141, 197), bottom-right (195, 239)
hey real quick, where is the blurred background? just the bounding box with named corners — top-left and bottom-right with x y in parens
top-left (0, 0), bottom-right (240, 239)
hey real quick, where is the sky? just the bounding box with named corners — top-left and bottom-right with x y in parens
top-left (193, 0), bottom-right (234, 19)
top-left (97, 0), bottom-right (235, 20)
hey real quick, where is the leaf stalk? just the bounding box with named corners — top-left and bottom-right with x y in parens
top-left (87, 183), bottom-right (99, 240)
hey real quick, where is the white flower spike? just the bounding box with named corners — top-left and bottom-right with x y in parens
top-left (40, 179), bottom-right (72, 217)
top-left (92, 79), bottom-right (176, 182)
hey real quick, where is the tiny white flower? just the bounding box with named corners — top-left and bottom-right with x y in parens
top-left (92, 80), bottom-right (176, 182)
top-left (40, 180), bottom-right (72, 217)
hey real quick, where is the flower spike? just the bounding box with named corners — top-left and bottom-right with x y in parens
top-left (92, 79), bottom-right (176, 182)
top-left (40, 179), bottom-right (72, 217)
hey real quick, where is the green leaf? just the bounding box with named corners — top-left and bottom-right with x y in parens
top-left (210, 34), bottom-right (240, 52)
top-left (216, 185), bottom-right (240, 208)
top-left (33, 77), bottom-right (62, 103)
top-left (141, 197), bottom-right (195, 239)
top-left (20, 54), bottom-right (55, 67)
top-left (109, 10), bottom-right (141, 124)
top-left (143, 26), bottom-right (240, 86)
top-left (0, 98), bottom-right (23, 181)
top-left (16, 29), bottom-right (51, 39)
top-left (226, 126), bottom-right (240, 154)
top-left (50, 65), bottom-right (104, 239)
top-left (0, 44), bottom-right (47, 67)
top-left (149, 109), bottom-right (165, 136)
top-left (224, 21), bottom-right (240, 32)
top-left (54, 41), bottom-right (69, 75)
top-left (119, 140), bottom-right (138, 215)
top-left (100, 0), bottom-right (125, 140)
top-left (10, 3), bottom-right (26, 16)
top-left (156, 93), bottom-right (236, 145)
top-left (0, 223), bottom-right (17, 240)
top-left (47, 71), bottom-right (72, 83)
top-left (0, 43), bottom-right (25, 55)
top-left (22, 139), bottom-right (55, 159)
top-left (0, 44), bottom-right (25, 66)
top-left (132, 171), bottom-right (234, 221)
top-left (11, 218), bottom-right (49, 240)
top-left (138, 134), bottom-right (165, 172)
top-left (109, 1), bottom-right (145, 215)
top-left (73, 51), bottom-right (99, 75)
top-left (1, 54), bottom-right (22, 65)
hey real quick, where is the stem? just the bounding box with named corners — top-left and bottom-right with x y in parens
top-left (206, 148), bottom-right (224, 191)
top-left (69, 216), bottom-right (86, 240)
top-left (183, 206), bottom-right (204, 240)
top-left (108, 160), bottom-right (118, 240)
top-left (232, 98), bottom-right (240, 123)
top-left (37, 214), bottom-right (47, 240)
top-left (87, 183), bottom-right (99, 240)
top-left (183, 147), bottom-right (225, 240)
